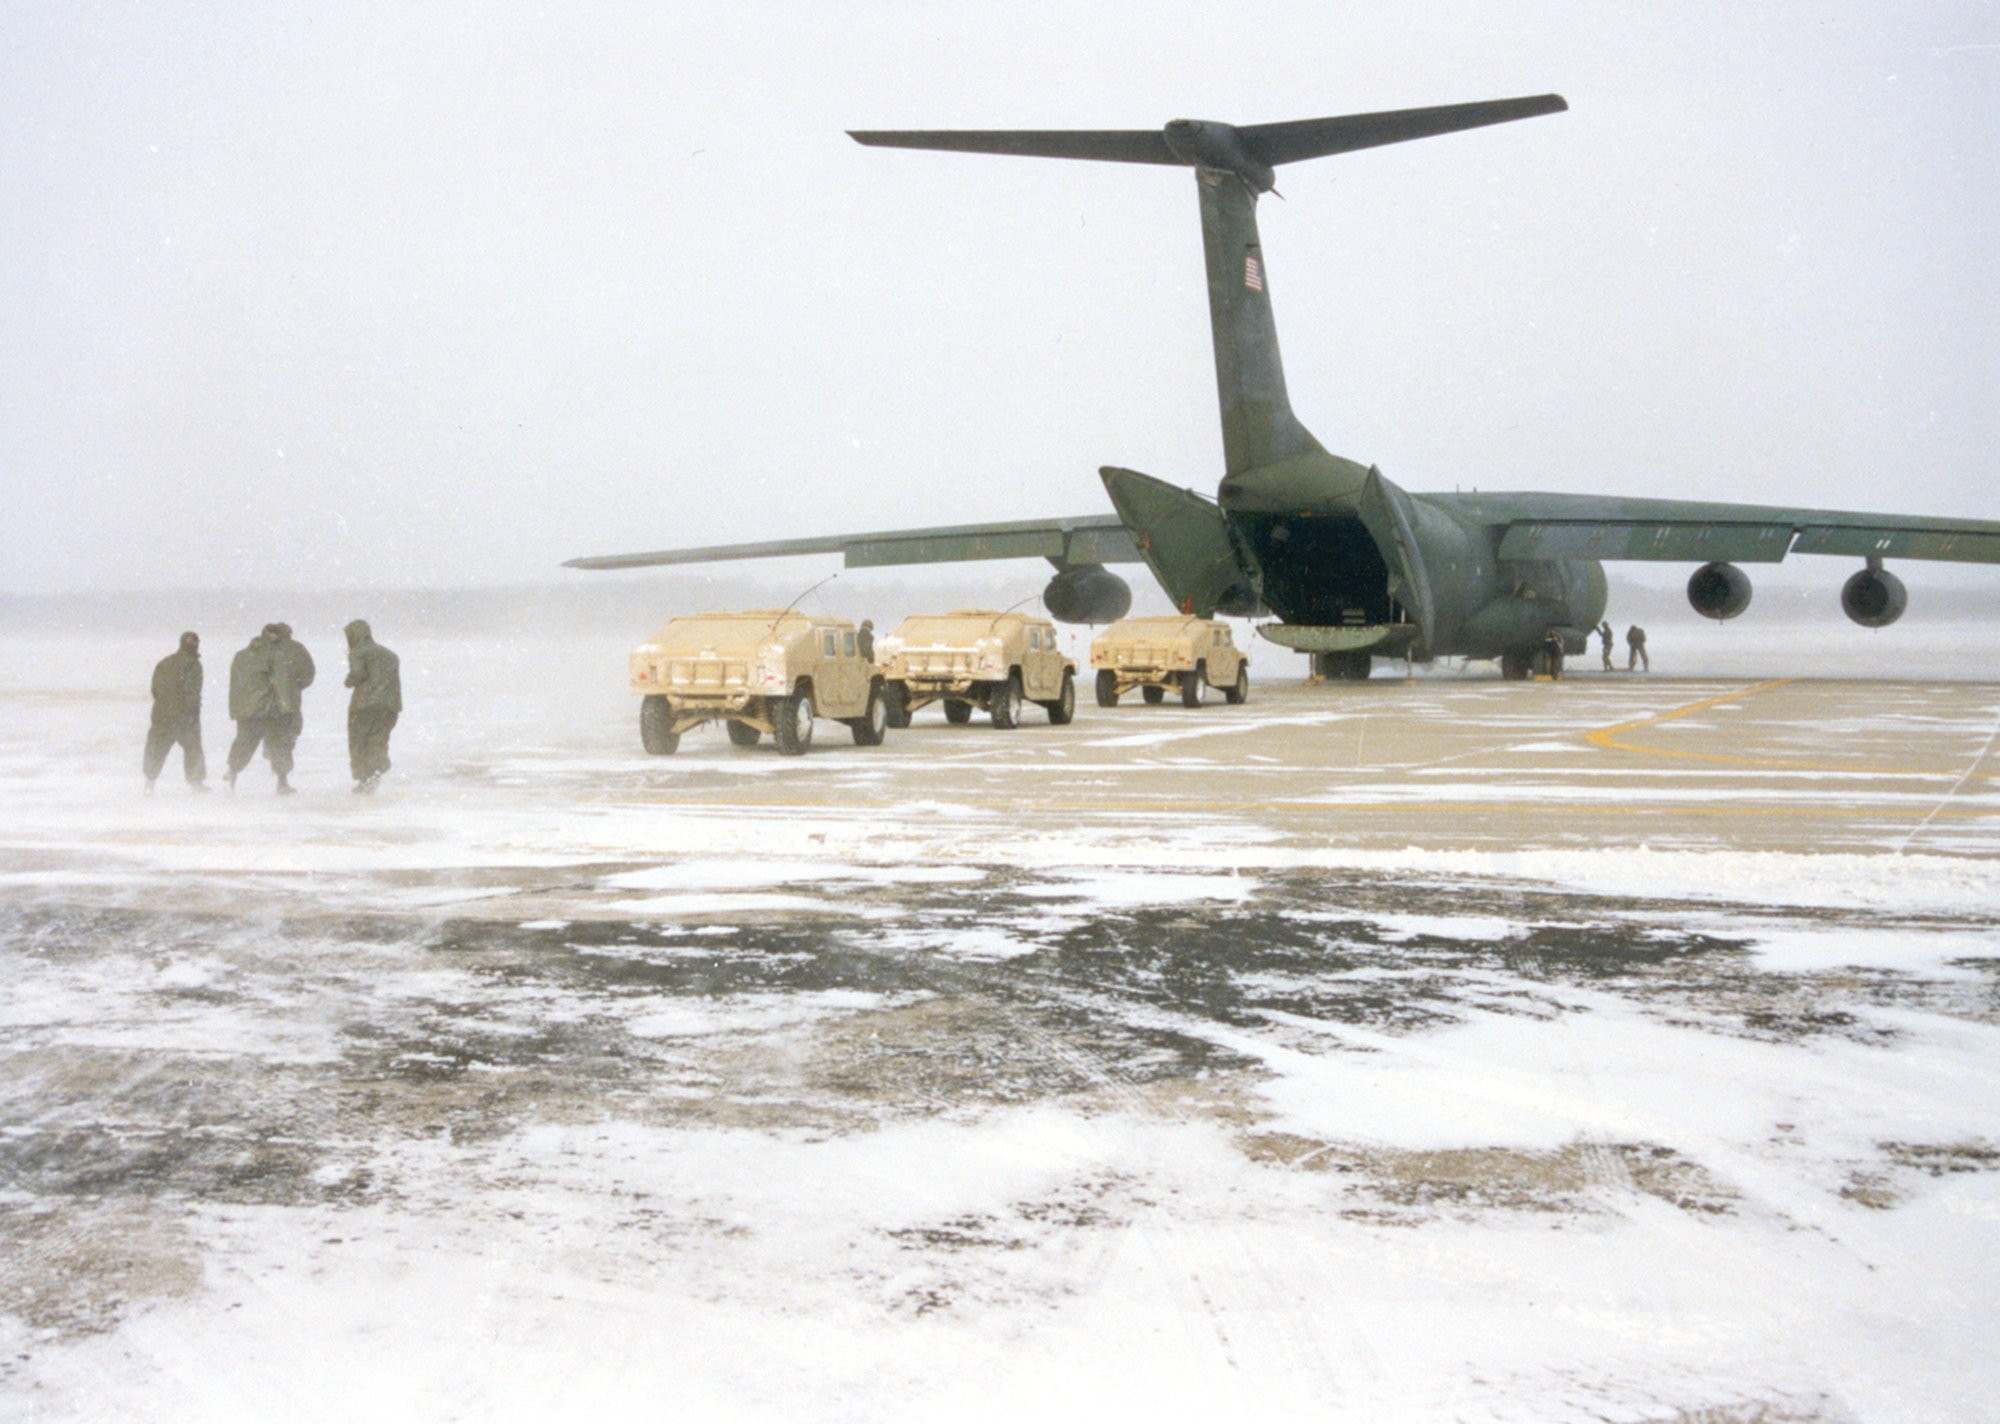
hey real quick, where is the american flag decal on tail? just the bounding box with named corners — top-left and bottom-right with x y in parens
top-left (1244, 255), bottom-right (1263, 292)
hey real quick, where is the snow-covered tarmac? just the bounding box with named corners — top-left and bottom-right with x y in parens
top-left (3, 616), bottom-right (1998, 1422)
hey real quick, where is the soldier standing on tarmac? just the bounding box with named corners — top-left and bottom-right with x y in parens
top-left (1541, 626), bottom-right (1567, 679)
top-left (269, 623), bottom-right (315, 747)
top-left (225, 628), bottom-right (284, 791)
top-left (1598, 620), bottom-right (1614, 671)
top-left (226, 624), bottom-right (314, 793)
top-left (857, 619), bottom-right (875, 662)
top-left (343, 619), bottom-right (401, 793)
top-left (143, 632), bottom-right (208, 792)
top-left (1627, 624), bottom-right (1650, 672)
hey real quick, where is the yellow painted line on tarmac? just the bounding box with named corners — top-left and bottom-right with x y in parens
top-left (1584, 680), bottom-right (1996, 779)
top-left (1585, 679), bottom-right (1803, 765)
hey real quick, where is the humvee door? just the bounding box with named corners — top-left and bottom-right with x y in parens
top-left (1024, 623), bottom-right (1066, 699)
top-left (1100, 467), bottom-right (1258, 617)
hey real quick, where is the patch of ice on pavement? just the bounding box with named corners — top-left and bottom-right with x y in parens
top-left (603, 893), bottom-right (838, 916)
top-left (151, 958), bottom-right (229, 990)
top-left (1240, 987), bottom-right (2000, 1167)
top-left (0, 871), bottom-right (152, 888)
top-left (384, 887), bottom-right (522, 908)
top-left (601, 859), bottom-right (985, 892)
top-left (931, 926), bottom-right (1043, 960)
top-left (625, 989), bottom-right (888, 1038)
top-left (1015, 869), bottom-right (1260, 907)
top-left (1285, 847), bottom-right (2000, 915)
top-left (1735, 926), bottom-right (2000, 973)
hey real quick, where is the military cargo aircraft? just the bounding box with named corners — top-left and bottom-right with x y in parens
top-left (569, 95), bottom-right (1998, 679)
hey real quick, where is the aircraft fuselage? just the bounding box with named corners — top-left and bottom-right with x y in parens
top-left (1221, 453), bottom-right (1609, 659)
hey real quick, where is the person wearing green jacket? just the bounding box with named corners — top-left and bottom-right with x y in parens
top-left (144, 632), bottom-right (208, 791)
top-left (225, 625), bottom-right (305, 793)
top-left (343, 619), bottom-right (401, 793)
top-left (268, 622), bottom-right (315, 743)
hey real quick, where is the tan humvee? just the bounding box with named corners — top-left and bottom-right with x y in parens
top-left (1090, 616), bottom-right (1249, 708)
top-left (875, 610), bottom-right (1077, 729)
top-left (629, 611), bottom-right (887, 756)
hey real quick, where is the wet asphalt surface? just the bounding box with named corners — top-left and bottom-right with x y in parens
top-left (5, 866), bottom-right (1997, 1349)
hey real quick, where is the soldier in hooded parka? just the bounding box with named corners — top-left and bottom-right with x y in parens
top-left (226, 626), bottom-right (298, 792)
top-left (144, 632), bottom-right (208, 791)
top-left (343, 619), bottom-right (402, 793)
top-left (268, 622), bottom-right (315, 742)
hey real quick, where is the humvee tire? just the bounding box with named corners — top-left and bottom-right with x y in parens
top-left (1181, 664), bottom-right (1207, 708)
top-left (849, 683), bottom-right (888, 746)
top-left (640, 695), bottom-right (679, 756)
top-left (772, 694), bottom-right (814, 756)
top-left (883, 681), bottom-right (912, 729)
top-left (1225, 665), bottom-right (1249, 705)
top-left (1044, 670), bottom-right (1076, 725)
top-left (943, 699), bottom-right (973, 725)
top-left (1141, 685), bottom-right (1165, 705)
top-left (990, 672), bottom-right (1021, 730)
top-left (1095, 669), bottom-right (1119, 707)
top-left (726, 720), bottom-right (762, 748)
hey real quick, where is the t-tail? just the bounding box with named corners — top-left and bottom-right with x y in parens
top-left (852, 96), bottom-right (1564, 498)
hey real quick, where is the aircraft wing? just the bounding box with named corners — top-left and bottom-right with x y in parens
top-left (565, 514), bottom-right (1141, 571)
top-left (1442, 492), bottom-right (2000, 565)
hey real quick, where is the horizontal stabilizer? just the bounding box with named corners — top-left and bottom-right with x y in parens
top-left (851, 95), bottom-right (1566, 191)
top-left (849, 128), bottom-right (1178, 165)
top-left (1239, 95), bottom-right (1567, 166)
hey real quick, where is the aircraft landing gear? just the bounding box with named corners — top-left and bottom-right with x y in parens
top-left (1312, 650), bottom-right (1372, 681)
top-left (1500, 646), bottom-right (1564, 680)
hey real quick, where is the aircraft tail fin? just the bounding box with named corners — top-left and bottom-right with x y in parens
top-left (853, 95), bottom-right (1565, 477)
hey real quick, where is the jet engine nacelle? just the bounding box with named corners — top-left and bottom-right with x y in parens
top-left (1687, 561), bottom-right (1753, 621)
top-left (1841, 563), bottom-right (1907, 628)
top-left (1043, 565), bottom-right (1132, 625)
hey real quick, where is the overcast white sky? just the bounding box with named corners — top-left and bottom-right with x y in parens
top-left (2, 2), bottom-right (1995, 594)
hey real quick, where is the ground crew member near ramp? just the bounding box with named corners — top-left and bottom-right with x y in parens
top-left (343, 619), bottom-right (401, 793)
top-left (1540, 626), bottom-right (1567, 679)
top-left (1598, 620), bottom-right (1614, 671)
top-left (144, 632), bottom-right (208, 792)
top-left (1627, 624), bottom-right (1649, 672)
top-left (857, 620), bottom-right (875, 662)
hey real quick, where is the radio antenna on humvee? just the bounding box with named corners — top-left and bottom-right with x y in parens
top-left (987, 594), bottom-right (1041, 630)
top-left (771, 573), bottom-right (839, 631)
